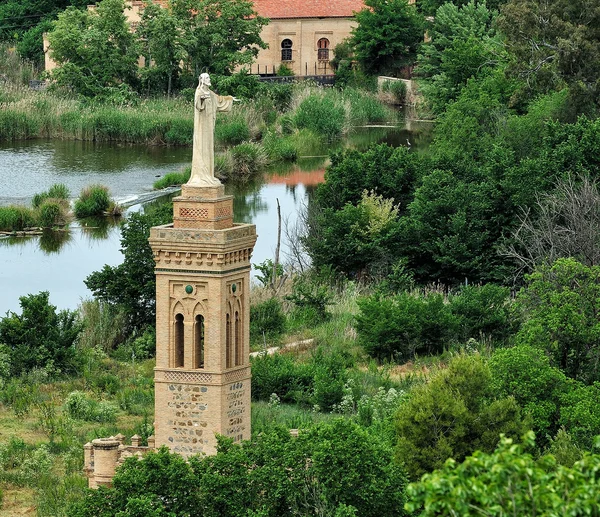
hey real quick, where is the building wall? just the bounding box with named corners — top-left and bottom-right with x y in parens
top-left (249, 17), bottom-right (356, 76)
top-left (44, 2), bottom-right (355, 76)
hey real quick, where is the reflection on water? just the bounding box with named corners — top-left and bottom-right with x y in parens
top-left (79, 215), bottom-right (123, 241)
top-left (39, 229), bottom-right (72, 254)
top-left (0, 125), bottom-right (432, 314)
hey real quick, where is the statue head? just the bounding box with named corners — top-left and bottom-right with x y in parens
top-left (199, 73), bottom-right (211, 88)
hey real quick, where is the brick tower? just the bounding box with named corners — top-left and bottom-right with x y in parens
top-left (149, 184), bottom-right (257, 457)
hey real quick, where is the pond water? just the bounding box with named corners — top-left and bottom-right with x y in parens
top-left (0, 124), bottom-right (432, 315)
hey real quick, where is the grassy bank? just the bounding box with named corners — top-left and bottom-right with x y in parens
top-left (0, 84), bottom-right (398, 146)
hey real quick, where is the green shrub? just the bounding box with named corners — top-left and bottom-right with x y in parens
top-left (251, 353), bottom-right (314, 403)
top-left (450, 284), bottom-right (515, 343)
top-left (215, 152), bottom-right (235, 179)
top-left (277, 64), bottom-right (294, 76)
top-left (229, 142), bottom-right (269, 178)
top-left (0, 291), bottom-right (82, 376)
top-left (343, 88), bottom-right (390, 125)
top-left (310, 347), bottom-right (348, 411)
top-left (74, 185), bottom-right (111, 218)
top-left (396, 354), bottom-right (528, 478)
top-left (0, 205), bottom-right (37, 231)
top-left (32, 183), bottom-right (71, 208)
top-left (356, 292), bottom-right (459, 362)
top-left (165, 119), bottom-right (193, 145)
top-left (382, 80), bottom-right (407, 104)
top-left (64, 391), bottom-right (117, 423)
top-left (153, 168), bottom-right (191, 189)
top-left (262, 132), bottom-right (298, 162)
top-left (215, 115), bottom-right (251, 146)
top-left (37, 200), bottom-right (67, 228)
top-left (250, 297), bottom-right (286, 343)
top-left (559, 382), bottom-right (600, 449)
top-left (286, 276), bottom-right (333, 326)
top-left (295, 94), bottom-right (346, 141)
top-left (490, 344), bottom-right (568, 446)
top-left (64, 391), bottom-right (90, 420)
top-left (117, 387), bottom-right (154, 416)
top-left (266, 83), bottom-right (294, 111)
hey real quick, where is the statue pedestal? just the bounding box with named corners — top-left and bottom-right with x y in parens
top-left (173, 184), bottom-right (233, 230)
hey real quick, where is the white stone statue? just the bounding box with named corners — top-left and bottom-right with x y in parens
top-left (187, 73), bottom-right (238, 187)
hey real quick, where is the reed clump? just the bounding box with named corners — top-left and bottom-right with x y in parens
top-left (74, 185), bottom-right (112, 218)
top-left (0, 206), bottom-right (37, 231)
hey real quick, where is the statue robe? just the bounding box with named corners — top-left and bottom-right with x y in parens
top-left (188, 87), bottom-right (234, 187)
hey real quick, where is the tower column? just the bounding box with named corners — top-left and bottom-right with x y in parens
top-left (149, 185), bottom-right (257, 457)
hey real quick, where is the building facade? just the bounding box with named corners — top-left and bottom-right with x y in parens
top-left (44, 0), bottom-right (365, 76)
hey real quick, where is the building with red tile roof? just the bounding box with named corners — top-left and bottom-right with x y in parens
top-left (252, 0), bottom-right (365, 20)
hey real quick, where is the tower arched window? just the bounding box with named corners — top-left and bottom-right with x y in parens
top-left (281, 39), bottom-right (293, 61)
top-left (317, 38), bottom-right (330, 61)
top-left (234, 311), bottom-right (241, 366)
top-left (226, 313), bottom-right (232, 368)
top-left (174, 313), bottom-right (184, 368)
top-left (194, 315), bottom-right (204, 369)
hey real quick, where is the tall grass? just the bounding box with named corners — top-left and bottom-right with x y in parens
top-left (0, 206), bottom-right (37, 231)
top-left (74, 185), bottom-right (111, 218)
top-left (153, 167), bottom-right (191, 189)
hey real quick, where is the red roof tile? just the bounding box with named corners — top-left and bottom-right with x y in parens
top-left (252, 0), bottom-right (365, 19)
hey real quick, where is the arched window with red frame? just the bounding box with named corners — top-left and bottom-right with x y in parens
top-left (317, 38), bottom-right (330, 61)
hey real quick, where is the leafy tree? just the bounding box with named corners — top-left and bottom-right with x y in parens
top-left (401, 168), bottom-right (512, 284)
top-left (351, 0), bottom-right (424, 76)
top-left (406, 432), bottom-right (600, 516)
top-left (71, 421), bottom-right (409, 517)
top-left (170, 0), bottom-right (268, 78)
top-left (489, 344), bottom-right (568, 445)
top-left (0, 0), bottom-right (89, 62)
top-left (558, 382), bottom-right (600, 450)
top-left (0, 291), bottom-right (82, 376)
top-left (85, 204), bottom-right (172, 333)
top-left (137, 2), bottom-right (184, 96)
top-left (395, 354), bottom-right (527, 478)
top-left (46, 0), bottom-right (140, 97)
top-left (498, 0), bottom-right (600, 110)
top-left (515, 258), bottom-right (600, 383)
top-left (306, 190), bottom-right (404, 278)
top-left (416, 1), bottom-right (503, 113)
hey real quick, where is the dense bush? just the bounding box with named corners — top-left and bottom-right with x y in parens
top-left (71, 420), bottom-right (409, 517)
top-left (515, 258), bottom-right (600, 383)
top-left (249, 297), bottom-right (286, 344)
top-left (451, 284), bottom-right (515, 343)
top-left (395, 354), bottom-right (527, 478)
top-left (356, 292), bottom-right (459, 361)
top-left (381, 80), bottom-right (407, 104)
top-left (64, 391), bottom-right (117, 423)
top-left (32, 184), bottom-right (70, 209)
top-left (0, 291), bottom-right (82, 376)
top-left (215, 115), bottom-right (250, 146)
top-left (251, 353), bottom-right (314, 403)
top-left (74, 185), bottom-right (111, 218)
top-left (294, 94), bottom-right (346, 141)
top-left (251, 347), bottom-right (349, 411)
top-left (153, 168), bottom-right (191, 189)
top-left (406, 432), bottom-right (600, 516)
top-left (489, 345), bottom-right (567, 446)
top-left (558, 382), bottom-right (600, 450)
top-left (37, 200), bottom-right (68, 228)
